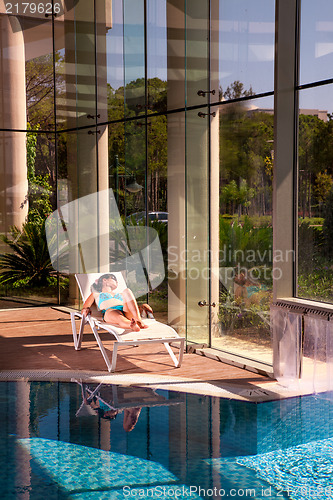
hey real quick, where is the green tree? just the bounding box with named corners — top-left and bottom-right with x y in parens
top-left (26, 52), bottom-right (64, 189)
top-left (26, 123), bottom-right (52, 224)
top-left (314, 170), bottom-right (333, 205)
top-left (313, 114), bottom-right (333, 177)
top-left (221, 180), bottom-right (239, 214)
top-left (298, 114), bottom-right (322, 217)
top-left (220, 80), bottom-right (254, 101)
top-left (26, 52), bottom-right (64, 128)
top-left (322, 188), bottom-right (333, 257)
top-left (148, 115), bottom-right (167, 212)
top-left (238, 178), bottom-right (256, 214)
top-left (221, 179), bottom-right (255, 215)
top-left (220, 107), bottom-right (273, 216)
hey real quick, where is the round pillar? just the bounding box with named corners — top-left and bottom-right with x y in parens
top-left (0, 15), bottom-right (28, 234)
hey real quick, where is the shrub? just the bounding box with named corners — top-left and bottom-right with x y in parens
top-left (298, 264), bottom-right (333, 302)
top-left (322, 188), bottom-right (333, 257)
top-left (219, 215), bottom-right (272, 269)
top-left (0, 221), bottom-right (54, 288)
top-left (298, 220), bottom-right (324, 271)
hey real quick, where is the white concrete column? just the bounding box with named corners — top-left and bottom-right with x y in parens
top-left (273, 0), bottom-right (298, 300)
top-left (0, 15), bottom-right (28, 234)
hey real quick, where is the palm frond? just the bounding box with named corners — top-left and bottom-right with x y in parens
top-left (0, 221), bottom-right (53, 287)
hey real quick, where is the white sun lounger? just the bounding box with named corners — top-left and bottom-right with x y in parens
top-left (75, 381), bottom-right (185, 417)
top-left (70, 272), bottom-right (185, 372)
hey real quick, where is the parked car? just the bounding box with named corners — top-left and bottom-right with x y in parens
top-left (149, 212), bottom-right (168, 223)
top-left (126, 212), bottom-right (168, 224)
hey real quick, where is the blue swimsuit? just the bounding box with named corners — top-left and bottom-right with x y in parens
top-left (98, 292), bottom-right (124, 315)
top-left (247, 285), bottom-right (267, 297)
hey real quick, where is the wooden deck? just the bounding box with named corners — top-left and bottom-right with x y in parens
top-left (0, 306), bottom-right (279, 399)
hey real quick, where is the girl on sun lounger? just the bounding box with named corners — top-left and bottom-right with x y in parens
top-left (82, 383), bottom-right (141, 430)
top-left (81, 273), bottom-right (152, 331)
top-left (234, 271), bottom-right (269, 307)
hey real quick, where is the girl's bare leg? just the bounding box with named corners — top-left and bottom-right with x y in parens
top-left (139, 303), bottom-right (154, 318)
top-left (123, 407), bottom-right (141, 432)
top-left (122, 288), bottom-right (148, 328)
top-left (104, 309), bottom-right (140, 331)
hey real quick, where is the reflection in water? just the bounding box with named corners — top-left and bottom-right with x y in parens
top-left (76, 381), bottom-right (178, 431)
top-left (1, 382), bottom-right (333, 499)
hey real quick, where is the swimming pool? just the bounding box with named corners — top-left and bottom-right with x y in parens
top-left (1, 381), bottom-right (333, 499)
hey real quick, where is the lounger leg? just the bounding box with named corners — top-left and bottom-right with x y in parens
top-left (164, 339), bottom-right (185, 368)
top-left (111, 343), bottom-right (119, 373)
top-left (71, 312), bottom-right (87, 350)
top-left (70, 313), bottom-right (78, 349)
top-left (88, 318), bottom-right (113, 372)
top-left (77, 316), bottom-right (86, 350)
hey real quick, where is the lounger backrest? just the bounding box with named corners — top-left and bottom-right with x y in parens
top-left (75, 272), bottom-right (127, 302)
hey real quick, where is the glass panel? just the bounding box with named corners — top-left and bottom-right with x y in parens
top-left (215, 96), bottom-right (274, 365)
top-left (96, 0), bottom-right (113, 126)
top-left (123, 0), bottom-right (145, 117)
top-left (106, 0), bottom-right (125, 122)
top-left (54, 0), bottom-right (97, 131)
top-left (21, 15), bottom-right (55, 130)
top-left (300, 0), bottom-right (333, 86)
top-left (147, 116), bottom-right (167, 214)
top-left (109, 122), bottom-right (126, 210)
top-left (219, 0), bottom-right (275, 98)
top-left (185, 0), bottom-right (209, 108)
top-left (166, 0), bottom-right (185, 111)
top-left (185, 108), bottom-right (209, 344)
top-left (120, 117), bottom-right (147, 302)
top-left (53, 128), bottom-right (100, 307)
top-left (185, 0), bottom-right (210, 344)
top-left (0, 131), bottom-right (58, 306)
top-left (146, 115), bottom-right (168, 323)
top-left (0, 13), bottom-right (61, 307)
top-left (123, 118), bottom-right (146, 220)
top-left (167, 111), bottom-right (186, 336)
top-left (147, 0), bottom-right (167, 113)
top-left (297, 85), bottom-right (333, 304)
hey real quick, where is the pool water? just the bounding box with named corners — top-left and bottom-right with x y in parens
top-left (1, 381), bottom-right (333, 499)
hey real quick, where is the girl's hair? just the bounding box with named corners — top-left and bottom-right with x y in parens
top-left (92, 274), bottom-right (117, 292)
top-left (96, 407), bottom-right (118, 421)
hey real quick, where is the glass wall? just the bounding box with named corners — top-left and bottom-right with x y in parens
top-left (4, 0), bottom-right (333, 368)
top-left (0, 10), bottom-right (59, 307)
top-left (297, 1), bottom-right (333, 304)
top-left (0, 0), bottom-right (275, 361)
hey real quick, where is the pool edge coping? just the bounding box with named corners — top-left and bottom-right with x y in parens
top-left (0, 369), bottom-right (326, 403)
